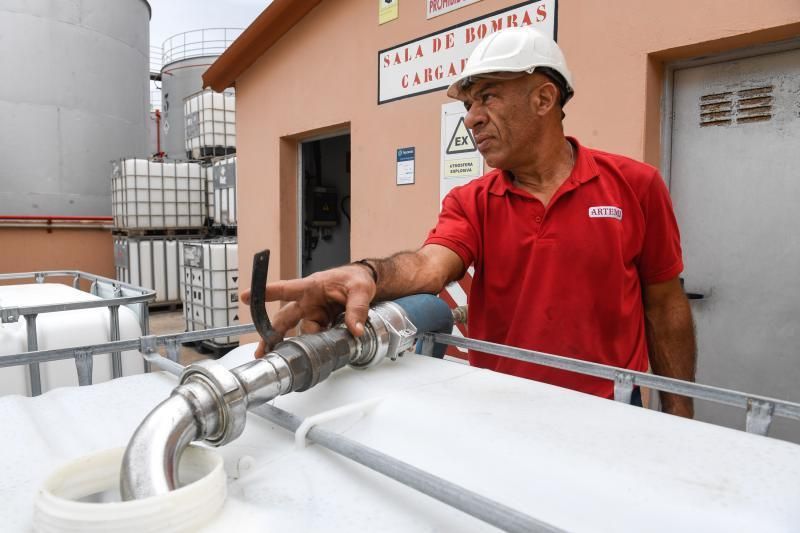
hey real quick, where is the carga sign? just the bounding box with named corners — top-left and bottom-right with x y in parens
top-left (378, 0), bottom-right (556, 104)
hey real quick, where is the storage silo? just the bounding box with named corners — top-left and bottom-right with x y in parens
top-left (159, 28), bottom-right (242, 160)
top-left (0, 0), bottom-right (151, 216)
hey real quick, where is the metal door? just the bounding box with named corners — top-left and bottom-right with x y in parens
top-left (668, 47), bottom-right (800, 442)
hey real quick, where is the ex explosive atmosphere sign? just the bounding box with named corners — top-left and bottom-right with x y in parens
top-left (378, 0), bottom-right (555, 104)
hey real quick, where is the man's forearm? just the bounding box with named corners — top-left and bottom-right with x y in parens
top-left (363, 249), bottom-right (457, 301)
top-left (644, 293), bottom-right (697, 416)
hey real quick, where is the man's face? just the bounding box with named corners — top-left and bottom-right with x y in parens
top-left (461, 74), bottom-right (549, 170)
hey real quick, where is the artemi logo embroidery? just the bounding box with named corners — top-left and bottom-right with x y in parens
top-left (588, 206), bottom-right (623, 220)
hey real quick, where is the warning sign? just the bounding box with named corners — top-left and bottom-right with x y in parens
top-left (379, 0), bottom-right (398, 25)
top-left (446, 117), bottom-right (476, 154)
top-left (440, 101), bottom-right (484, 203)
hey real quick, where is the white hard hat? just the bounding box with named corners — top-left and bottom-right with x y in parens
top-left (447, 26), bottom-right (574, 104)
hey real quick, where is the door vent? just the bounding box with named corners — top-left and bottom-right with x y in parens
top-left (735, 85), bottom-right (773, 123)
top-left (700, 92), bottom-right (733, 126)
top-left (699, 85), bottom-right (773, 127)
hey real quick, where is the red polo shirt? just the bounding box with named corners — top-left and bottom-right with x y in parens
top-left (425, 137), bottom-right (683, 398)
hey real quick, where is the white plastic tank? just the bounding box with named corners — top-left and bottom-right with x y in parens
top-left (184, 90), bottom-right (236, 159)
top-left (159, 29), bottom-right (241, 160)
top-left (0, 284), bottom-right (144, 396)
top-left (111, 159), bottom-right (207, 229)
top-left (2, 346), bottom-right (800, 532)
top-left (115, 235), bottom-right (202, 304)
top-left (209, 155), bottom-right (237, 226)
top-left (0, 0), bottom-right (150, 216)
top-left (181, 239), bottom-right (239, 344)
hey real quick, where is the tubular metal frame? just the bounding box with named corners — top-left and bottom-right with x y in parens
top-left (421, 332), bottom-right (800, 437)
top-left (3, 319), bottom-right (799, 434)
top-left (0, 270), bottom-right (156, 395)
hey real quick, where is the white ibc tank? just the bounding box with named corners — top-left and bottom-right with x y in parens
top-left (111, 159), bottom-right (207, 229)
top-left (0, 284), bottom-right (144, 396)
top-left (209, 155), bottom-right (237, 226)
top-left (184, 90), bottom-right (236, 159)
top-left (181, 240), bottom-right (239, 344)
top-left (3, 348), bottom-right (800, 532)
top-left (115, 235), bottom-right (202, 304)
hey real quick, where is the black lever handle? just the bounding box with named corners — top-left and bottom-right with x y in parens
top-left (250, 250), bottom-right (284, 349)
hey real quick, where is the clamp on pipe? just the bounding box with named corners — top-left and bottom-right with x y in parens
top-left (121, 250), bottom-right (451, 501)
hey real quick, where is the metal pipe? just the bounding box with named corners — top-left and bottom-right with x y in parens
top-left (120, 298), bottom-right (431, 500)
top-left (109, 306), bottom-right (122, 378)
top-left (131, 348), bottom-right (560, 532)
top-left (25, 315), bottom-right (42, 396)
top-left (0, 215), bottom-right (113, 221)
top-left (120, 392), bottom-right (202, 500)
top-left (253, 403), bottom-right (563, 533)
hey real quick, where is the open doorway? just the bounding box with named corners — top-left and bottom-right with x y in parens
top-left (299, 134), bottom-right (351, 277)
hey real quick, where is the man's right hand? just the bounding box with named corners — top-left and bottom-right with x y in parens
top-left (240, 263), bottom-right (376, 356)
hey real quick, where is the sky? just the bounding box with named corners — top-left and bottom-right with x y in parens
top-left (149, 0), bottom-right (270, 51)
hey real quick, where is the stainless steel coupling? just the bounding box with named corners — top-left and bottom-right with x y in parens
top-left (349, 301), bottom-right (418, 369)
top-left (179, 360), bottom-right (247, 447)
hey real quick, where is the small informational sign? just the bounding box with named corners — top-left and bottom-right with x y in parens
top-left (441, 101), bottom-right (484, 202)
top-left (184, 244), bottom-right (203, 268)
top-left (379, 0), bottom-right (399, 25)
top-left (212, 161), bottom-right (236, 189)
top-left (113, 240), bottom-right (129, 269)
top-left (185, 111), bottom-right (200, 139)
top-left (378, 0), bottom-right (554, 104)
top-left (396, 147), bottom-right (415, 185)
top-left (427, 0), bottom-right (482, 19)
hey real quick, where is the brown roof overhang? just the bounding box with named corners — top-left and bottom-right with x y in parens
top-left (203, 0), bottom-right (323, 92)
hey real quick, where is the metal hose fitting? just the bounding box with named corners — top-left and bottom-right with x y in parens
top-left (120, 301), bottom-right (426, 501)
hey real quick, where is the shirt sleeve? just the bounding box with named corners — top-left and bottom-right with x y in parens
top-left (424, 190), bottom-right (480, 269)
top-left (638, 170), bottom-right (684, 284)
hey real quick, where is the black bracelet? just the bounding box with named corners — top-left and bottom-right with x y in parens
top-left (353, 259), bottom-right (378, 284)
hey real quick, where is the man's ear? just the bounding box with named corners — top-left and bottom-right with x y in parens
top-left (532, 81), bottom-right (559, 117)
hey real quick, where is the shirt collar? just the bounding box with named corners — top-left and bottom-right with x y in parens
top-left (488, 136), bottom-right (599, 196)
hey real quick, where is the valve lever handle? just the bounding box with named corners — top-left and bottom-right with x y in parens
top-left (250, 250), bottom-right (284, 350)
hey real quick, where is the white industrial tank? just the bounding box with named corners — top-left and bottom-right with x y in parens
top-left (0, 0), bottom-right (151, 216)
top-left (159, 29), bottom-right (241, 160)
top-left (0, 284), bottom-right (144, 396)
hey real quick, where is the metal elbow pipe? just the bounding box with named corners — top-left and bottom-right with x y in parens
top-left (121, 297), bottom-right (451, 501)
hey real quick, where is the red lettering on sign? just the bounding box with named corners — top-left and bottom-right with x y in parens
top-left (536, 5), bottom-right (547, 22)
top-left (465, 26), bottom-right (476, 44)
top-left (401, 74), bottom-right (409, 88)
top-left (507, 14), bottom-right (518, 27)
top-left (521, 10), bottom-right (533, 26)
top-left (445, 32), bottom-right (455, 49)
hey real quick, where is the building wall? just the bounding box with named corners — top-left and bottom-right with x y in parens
top-left (234, 0), bottom-right (800, 324)
top-left (0, 228), bottom-right (115, 280)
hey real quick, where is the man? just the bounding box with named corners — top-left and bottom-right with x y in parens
top-left (243, 27), bottom-right (696, 417)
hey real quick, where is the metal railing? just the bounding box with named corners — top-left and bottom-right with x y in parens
top-left (3, 311), bottom-right (798, 438)
top-left (161, 28), bottom-right (243, 67)
top-left (0, 271), bottom-right (156, 396)
top-left (150, 44), bottom-right (162, 75)
top-left (421, 332), bottom-right (800, 437)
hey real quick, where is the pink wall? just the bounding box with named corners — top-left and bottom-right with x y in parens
top-left (234, 0), bottom-right (800, 327)
top-left (0, 227), bottom-right (115, 279)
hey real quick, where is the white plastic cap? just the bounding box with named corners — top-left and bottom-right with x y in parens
top-left (447, 26), bottom-right (574, 103)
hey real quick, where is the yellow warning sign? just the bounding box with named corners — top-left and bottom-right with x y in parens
top-left (445, 157), bottom-right (481, 178)
top-left (446, 117), bottom-right (476, 154)
top-left (379, 0), bottom-right (398, 25)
